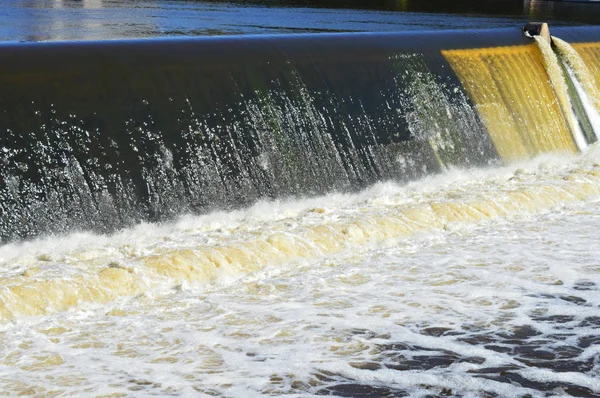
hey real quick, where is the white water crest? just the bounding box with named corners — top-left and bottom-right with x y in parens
top-left (1, 147), bottom-right (600, 396)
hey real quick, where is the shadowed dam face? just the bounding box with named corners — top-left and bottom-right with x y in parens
top-left (1, 27), bottom-right (599, 243)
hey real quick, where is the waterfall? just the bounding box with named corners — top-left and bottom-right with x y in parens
top-left (443, 43), bottom-right (578, 160)
top-left (2, 27), bottom-right (600, 243)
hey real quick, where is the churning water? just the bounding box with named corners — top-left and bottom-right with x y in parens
top-left (1, 148), bottom-right (599, 397)
top-left (2, 2), bottom-right (600, 397)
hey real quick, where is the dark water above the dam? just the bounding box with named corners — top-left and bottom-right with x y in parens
top-left (2, 0), bottom-right (600, 42)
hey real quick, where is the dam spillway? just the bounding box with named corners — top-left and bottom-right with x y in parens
top-left (1, 22), bottom-right (600, 397)
top-left (2, 26), bottom-right (599, 243)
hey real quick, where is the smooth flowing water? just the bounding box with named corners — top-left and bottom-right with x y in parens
top-left (0, 0), bottom-right (598, 42)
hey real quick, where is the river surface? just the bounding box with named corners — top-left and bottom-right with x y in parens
top-left (1, 0), bottom-right (600, 42)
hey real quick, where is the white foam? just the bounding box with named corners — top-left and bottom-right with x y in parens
top-left (0, 152), bottom-right (599, 395)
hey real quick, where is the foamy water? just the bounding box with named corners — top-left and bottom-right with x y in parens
top-left (1, 149), bottom-right (600, 396)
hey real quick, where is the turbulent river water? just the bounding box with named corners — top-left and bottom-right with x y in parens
top-left (1, 148), bottom-right (599, 396)
top-left (2, 1), bottom-right (600, 397)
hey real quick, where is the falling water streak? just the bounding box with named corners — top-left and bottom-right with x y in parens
top-left (534, 36), bottom-right (589, 151)
top-left (552, 35), bottom-right (600, 141)
top-left (443, 44), bottom-right (578, 161)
